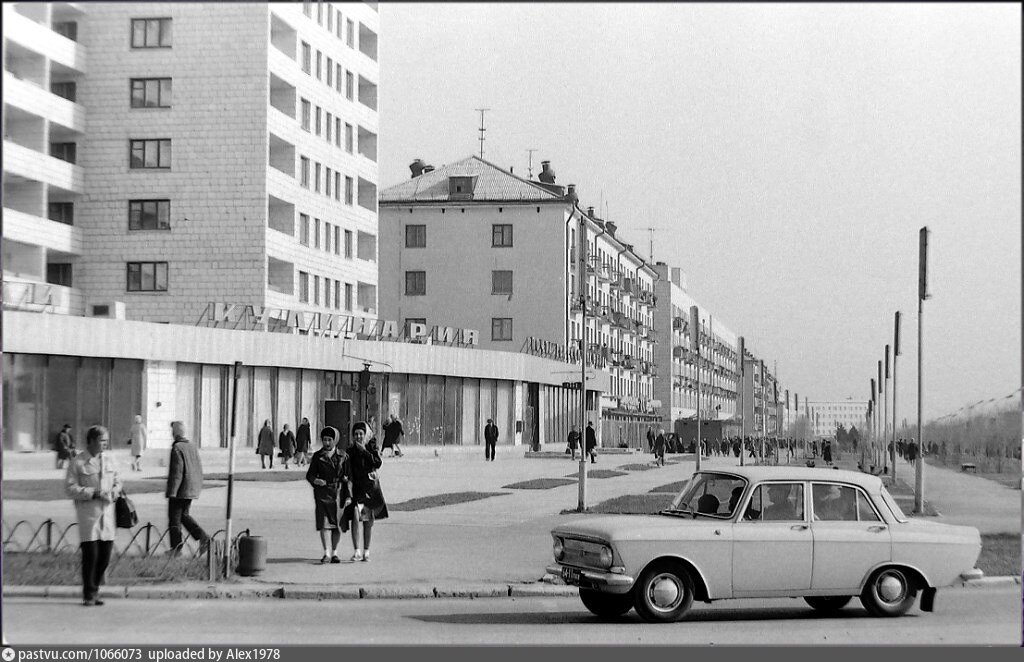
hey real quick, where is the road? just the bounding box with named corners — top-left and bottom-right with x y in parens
top-left (2, 586), bottom-right (1019, 646)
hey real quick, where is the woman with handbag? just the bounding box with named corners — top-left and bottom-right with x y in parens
top-left (341, 421), bottom-right (388, 562)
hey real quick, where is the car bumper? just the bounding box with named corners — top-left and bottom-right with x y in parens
top-left (959, 568), bottom-right (984, 582)
top-left (547, 564), bottom-right (635, 594)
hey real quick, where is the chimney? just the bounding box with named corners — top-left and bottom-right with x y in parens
top-left (587, 206), bottom-right (595, 218)
top-left (538, 160), bottom-right (556, 183)
top-left (606, 221), bottom-right (617, 236)
top-left (565, 184), bottom-right (578, 204)
top-left (409, 159), bottom-right (426, 178)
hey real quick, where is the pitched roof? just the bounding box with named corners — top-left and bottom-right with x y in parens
top-left (379, 155), bottom-right (567, 203)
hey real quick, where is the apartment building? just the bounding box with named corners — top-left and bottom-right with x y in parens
top-left (652, 262), bottom-right (741, 444)
top-left (740, 351), bottom-right (782, 437)
top-left (807, 398), bottom-right (869, 439)
top-left (378, 156), bottom-right (660, 447)
top-left (3, 1), bottom-right (380, 325)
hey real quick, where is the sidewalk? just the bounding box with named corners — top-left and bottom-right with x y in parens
top-left (3, 445), bottom-right (1019, 600)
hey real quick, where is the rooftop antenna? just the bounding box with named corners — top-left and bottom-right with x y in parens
top-left (475, 108), bottom-right (490, 159)
top-left (526, 148), bottom-right (538, 179)
top-left (645, 227), bottom-right (667, 261)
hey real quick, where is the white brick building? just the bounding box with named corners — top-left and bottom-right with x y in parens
top-left (3, 1), bottom-right (380, 324)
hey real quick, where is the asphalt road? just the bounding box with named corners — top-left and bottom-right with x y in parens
top-left (2, 586), bottom-right (1019, 646)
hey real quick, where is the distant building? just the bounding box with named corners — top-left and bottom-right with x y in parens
top-left (807, 399), bottom-right (869, 439)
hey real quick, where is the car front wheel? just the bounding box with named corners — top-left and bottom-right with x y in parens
top-left (579, 588), bottom-right (633, 618)
top-left (860, 567), bottom-right (918, 617)
top-left (633, 561), bottom-right (695, 623)
top-left (804, 596), bottom-right (853, 613)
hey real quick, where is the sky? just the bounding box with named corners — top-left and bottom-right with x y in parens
top-left (377, 3), bottom-right (1022, 423)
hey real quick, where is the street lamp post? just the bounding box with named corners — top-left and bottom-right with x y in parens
top-left (915, 227), bottom-right (930, 513)
top-left (689, 305), bottom-right (701, 471)
top-left (892, 312), bottom-right (901, 483)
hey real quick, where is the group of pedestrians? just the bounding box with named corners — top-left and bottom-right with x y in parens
top-left (562, 421), bottom-right (598, 463)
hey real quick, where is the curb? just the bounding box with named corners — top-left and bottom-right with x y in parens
top-left (6, 576), bottom-right (1018, 600)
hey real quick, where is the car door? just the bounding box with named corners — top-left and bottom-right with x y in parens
top-left (732, 481), bottom-right (813, 596)
top-left (810, 482), bottom-right (891, 592)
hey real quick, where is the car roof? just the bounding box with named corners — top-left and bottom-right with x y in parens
top-left (696, 465), bottom-right (883, 491)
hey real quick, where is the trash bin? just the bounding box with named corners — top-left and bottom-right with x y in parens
top-left (236, 535), bottom-right (267, 577)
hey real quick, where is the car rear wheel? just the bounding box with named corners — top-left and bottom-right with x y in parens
top-left (633, 561), bottom-right (695, 623)
top-left (579, 588), bottom-right (633, 618)
top-left (804, 596), bottom-right (853, 613)
top-left (860, 567), bottom-right (918, 617)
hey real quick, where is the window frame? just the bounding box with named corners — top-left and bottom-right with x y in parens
top-left (492, 223), bottom-right (513, 247)
top-left (300, 99), bottom-right (311, 131)
top-left (491, 269), bottom-right (513, 295)
top-left (130, 77), bottom-right (172, 108)
top-left (405, 270), bottom-right (426, 296)
top-left (129, 139), bottom-right (171, 169)
top-left (298, 271), bottom-right (310, 303)
top-left (405, 224), bottom-right (426, 248)
top-left (299, 213), bottom-right (310, 246)
top-left (126, 261), bottom-right (169, 292)
top-left (491, 317), bottom-right (513, 342)
top-left (130, 17), bottom-right (172, 49)
top-left (301, 42), bottom-right (311, 74)
top-left (128, 199), bottom-right (171, 231)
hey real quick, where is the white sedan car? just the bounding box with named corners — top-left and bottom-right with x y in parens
top-left (547, 466), bottom-right (982, 622)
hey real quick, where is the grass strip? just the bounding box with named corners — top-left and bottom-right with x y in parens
top-left (649, 480), bottom-right (689, 494)
top-left (563, 470), bottom-right (627, 479)
top-left (4, 479), bottom-right (179, 501)
top-left (503, 478), bottom-right (577, 490)
top-left (3, 551), bottom-right (209, 585)
top-left (388, 491), bottom-right (508, 511)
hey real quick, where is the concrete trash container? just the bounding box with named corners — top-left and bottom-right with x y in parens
top-left (236, 535), bottom-right (267, 577)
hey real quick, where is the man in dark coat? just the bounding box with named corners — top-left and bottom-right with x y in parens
top-left (566, 424), bottom-right (580, 460)
top-left (305, 426), bottom-right (351, 563)
top-left (257, 419), bottom-right (275, 469)
top-left (585, 421), bottom-right (597, 464)
top-left (166, 421), bottom-right (209, 554)
top-left (381, 414), bottom-right (405, 458)
top-left (294, 417), bottom-right (312, 466)
top-left (483, 418), bottom-right (498, 461)
top-left (653, 428), bottom-right (666, 466)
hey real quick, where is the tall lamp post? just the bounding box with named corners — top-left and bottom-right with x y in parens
top-left (689, 305), bottom-right (701, 471)
top-left (915, 227), bottom-right (930, 513)
top-left (892, 312), bottom-right (902, 482)
top-left (737, 336), bottom-right (745, 466)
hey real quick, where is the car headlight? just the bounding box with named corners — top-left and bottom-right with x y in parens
top-left (598, 545), bottom-right (613, 569)
top-left (553, 537), bottom-right (565, 561)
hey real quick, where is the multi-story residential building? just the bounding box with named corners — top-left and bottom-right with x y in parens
top-left (3, 1), bottom-right (380, 325)
top-left (378, 156), bottom-right (660, 447)
top-left (652, 263), bottom-right (740, 445)
top-left (740, 351), bottom-right (783, 437)
top-left (807, 398), bottom-right (869, 439)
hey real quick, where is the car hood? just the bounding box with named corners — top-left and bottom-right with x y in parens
top-left (553, 514), bottom-right (724, 542)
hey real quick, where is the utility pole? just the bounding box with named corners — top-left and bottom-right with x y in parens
top-left (916, 227), bottom-right (930, 513)
top-left (526, 148), bottom-right (538, 179)
top-left (577, 206), bottom-right (589, 511)
top-left (892, 311), bottom-right (902, 483)
top-left (475, 108), bottom-right (490, 159)
top-left (737, 337), bottom-right (745, 466)
top-left (690, 305), bottom-right (701, 471)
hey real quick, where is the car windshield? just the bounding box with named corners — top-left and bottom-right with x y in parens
top-left (878, 484), bottom-right (909, 522)
top-left (663, 472), bottom-right (747, 519)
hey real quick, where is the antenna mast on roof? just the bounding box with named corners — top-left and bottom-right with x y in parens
top-left (526, 148), bottom-right (537, 179)
top-left (475, 108), bottom-right (490, 159)
top-left (645, 227), bottom-right (667, 262)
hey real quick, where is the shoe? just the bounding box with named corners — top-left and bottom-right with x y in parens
top-left (330, 555), bottom-right (341, 564)
top-left (350, 550), bottom-right (363, 562)
top-left (361, 551), bottom-right (370, 562)
top-left (94, 599), bottom-right (105, 606)
top-left (319, 555), bottom-right (329, 564)
top-left (82, 599), bottom-right (95, 606)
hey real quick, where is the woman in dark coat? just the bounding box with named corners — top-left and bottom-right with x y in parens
top-left (278, 423), bottom-right (296, 469)
top-left (294, 417), bottom-right (312, 466)
top-left (256, 419), bottom-right (275, 469)
top-left (341, 421), bottom-right (387, 562)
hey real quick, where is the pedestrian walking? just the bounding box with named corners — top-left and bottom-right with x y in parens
top-left (483, 418), bottom-right (499, 461)
top-left (54, 423), bottom-right (75, 469)
top-left (295, 417), bottom-right (312, 466)
top-left (653, 428), bottom-right (666, 466)
top-left (342, 421), bottom-right (388, 562)
top-left (257, 419), bottom-right (275, 469)
top-left (585, 421), bottom-right (597, 464)
top-left (822, 439), bottom-right (833, 466)
top-left (566, 424), bottom-right (580, 460)
top-left (646, 426), bottom-right (655, 454)
top-left (128, 415), bottom-right (147, 471)
top-left (381, 414), bottom-right (405, 458)
top-left (305, 426), bottom-right (351, 564)
top-left (166, 421), bottom-right (210, 555)
top-left (279, 423), bottom-right (296, 469)
top-left (65, 425), bottom-right (122, 606)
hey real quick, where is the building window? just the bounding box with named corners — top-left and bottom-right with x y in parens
top-left (316, 0), bottom-right (323, 24)
top-left (315, 106), bottom-right (322, 136)
top-left (126, 262), bottom-right (168, 292)
top-left (335, 117), bottom-right (342, 147)
top-left (492, 224), bottom-right (513, 247)
top-left (301, 42), bottom-right (311, 74)
top-left (128, 199), bottom-right (171, 231)
top-left (344, 283), bottom-right (353, 311)
top-left (303, 0), bottom-right (312, 18)
top-left (53, 21), bottom-right (78, 41)
top-left (50, 142), bottom-right (77, 164)
top-left (346, 18), bottom-right (355, 47)
top-left (313, 275), bottom-right (320, 305)
top-left (300, 157), bottom-right (310, 188)
top-left (325, 112), bottom-right (332, 142)
top-left (405, 271), bottom-right (426, 296)
top-left (325, 168), bottom-right (332, 197)
top-left (336, 10), bottom-right (343, 38)
top-left (300, 99), bottom-right (311, 131)
top-left (326, 57), bottom-right (333, 86)
top-left (299, 213), bottom-right (310, 245)
top-left (314, 163), bottom-right (321, 193)
top-left (345, 176), bottom-right (354, 205)
top-left (316, 50), bottom-right (322, 80)
top-left (129, 139), bottom-right (171, 169)
top-left (491, 318), bottom-right (513, 341)
top-left (334, 172), bottom-right (341, 201)
top-left (326, 6), bottom-right (333, 31)
top-left (345, 123), bottom-right (354, 153)
top-left (345, 71), bottom-right (354, 101)
top-left (48, 202), bottom-right (74, 225)
top-left (131, 18), bottom-right (172, 48)
top-left (299, 271), bottom-right (309, 302)
top-left (50, 81), bottom-right (77, 102)
top-left (334, 225), bottom-right (340, 255)
top-left (405, 224), bottom-right (426, 248)
top-left (46, 263), bottom-right (73, 287)
top-left (332, 280), bottom-right (339, 309)
top-left (344, 230), bottom-right (353, 258)
top-left (335, 63), bottom-right (343, 93)
top-left (324, 222), bottom-right (331, 252)
top-left (314, 218), bottom-right (321, 248)
top-left (492, 270), bottom-right (513, 295)
top-left (130, 78), bottom-right (172, 108)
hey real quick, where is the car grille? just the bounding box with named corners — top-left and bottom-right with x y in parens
top-left (560, 537), bottom-right (607, 569)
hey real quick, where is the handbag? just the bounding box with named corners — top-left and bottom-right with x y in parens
top-left (115, 491), bottom-right (138, 528)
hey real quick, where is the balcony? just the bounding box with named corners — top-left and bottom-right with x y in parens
top-left (3, 7), bottom-right (86, 74)
top-left (3, 208), bottom-right (83, 255)
top-left (2, 278), bottom-right (84, 315)
top-left (3, 140), bottom-right (84, 192)
top-left (4, 72), bottom-right (85, 132)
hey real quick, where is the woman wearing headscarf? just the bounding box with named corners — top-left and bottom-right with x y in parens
top-left (342, 421), bottom-right (388, 562)
top-left (256, 419), bottom-right (275, 469)
top-left (305, 426), bottom-right (351, 563)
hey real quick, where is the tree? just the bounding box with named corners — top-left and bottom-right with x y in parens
top-left (836, 424), bottom-right (849, 448)
top-left (847, 425), bottom-right (860, 450)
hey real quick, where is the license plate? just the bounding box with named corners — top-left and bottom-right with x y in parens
top-left (561, 566), bottom-right (581, 585)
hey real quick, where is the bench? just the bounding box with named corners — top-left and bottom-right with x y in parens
top-left (960, 463), bottom-right (977, 473)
